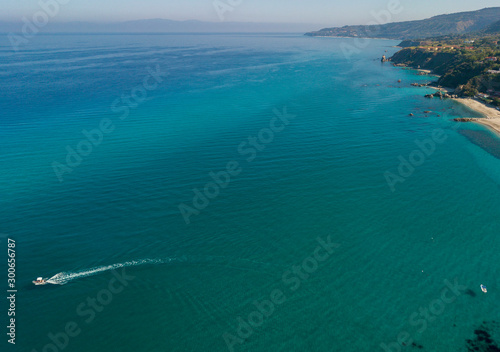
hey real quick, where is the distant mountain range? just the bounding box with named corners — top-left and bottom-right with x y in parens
top-left (305, 7), bottom-right (500, 39)
top-left (0, 19), bottom-right (315, 34)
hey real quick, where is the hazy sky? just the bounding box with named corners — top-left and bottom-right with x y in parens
top-left (3, 0), bottom-right (500, 26)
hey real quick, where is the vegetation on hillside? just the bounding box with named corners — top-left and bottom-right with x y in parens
top-left (305, 7), bottom-right (500, 39)
top-left (390, 33), bottom-right (500, 106)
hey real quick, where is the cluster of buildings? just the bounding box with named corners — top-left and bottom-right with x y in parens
top-left (419, 45), bottom-right (477, 51)
top-left (419, 46), bottom-right (456, 51)
top-left (479, 91), bottom-right (500, 99)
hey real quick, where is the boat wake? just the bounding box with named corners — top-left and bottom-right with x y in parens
top-left (44, 256), bottom-right (278, 285)
top-left (46, 258), bottom-right (177, 285)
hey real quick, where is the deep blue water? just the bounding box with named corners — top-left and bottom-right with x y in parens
top-left (1, 33), bottom-right (499, 352)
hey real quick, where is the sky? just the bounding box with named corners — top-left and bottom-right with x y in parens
top-left (2, 0), bottom-right (500, 27)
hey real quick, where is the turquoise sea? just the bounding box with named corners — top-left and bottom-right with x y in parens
top-left (1, 34), bottom-right (500, 352)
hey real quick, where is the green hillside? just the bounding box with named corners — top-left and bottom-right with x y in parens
top-left (390, 34), bottom-right (500, 104)
top-left (485, 20), bottom-right (500, 34)
top-left (305, 7), bottom-right (500, 39)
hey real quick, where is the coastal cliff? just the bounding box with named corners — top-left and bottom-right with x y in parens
top-left (390, 42), bottom-right (500, 101)
top-left (390, 48), bottom-right (490, 89)
top-left (390, 49), bottom-right (459, 75)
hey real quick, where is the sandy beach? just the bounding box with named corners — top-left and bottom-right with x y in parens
top-left (453, 98), bottom-right (500, 135)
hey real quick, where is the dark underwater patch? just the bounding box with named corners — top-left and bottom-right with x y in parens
top-left (466, 321), bottom-right (500, 351)
top-left (411, 342), bottom-right (424, 349)
top-left (459, 129), bottom-right (500, 160)
top-left (465, 289), bottom-right (477, 297)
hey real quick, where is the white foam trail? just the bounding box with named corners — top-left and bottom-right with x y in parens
top-left (43, 256), bottom-right (278, 285)
top-left (46, 258), bottom-right (176, 285)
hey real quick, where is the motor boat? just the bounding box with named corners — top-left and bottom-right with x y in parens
top-left (33, 277), bottom-right (47, 285)
top-left (480, 284), bottom-right (487, 293)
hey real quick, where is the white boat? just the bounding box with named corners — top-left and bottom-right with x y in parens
top-left (33, 277), bottom-right (47, 285)
top-left (481, 284), bottom-right (487, 293)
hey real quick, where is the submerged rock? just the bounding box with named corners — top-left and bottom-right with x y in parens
top-left (453, 118), bottom-right (479, 122)
top-left (459, 129), bottom-right (500, 160)
top-left (465, 322), bottom-right (500, 352)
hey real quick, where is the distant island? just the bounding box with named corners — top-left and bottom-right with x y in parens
top-left (305, 7), bottom-right (500, 40)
